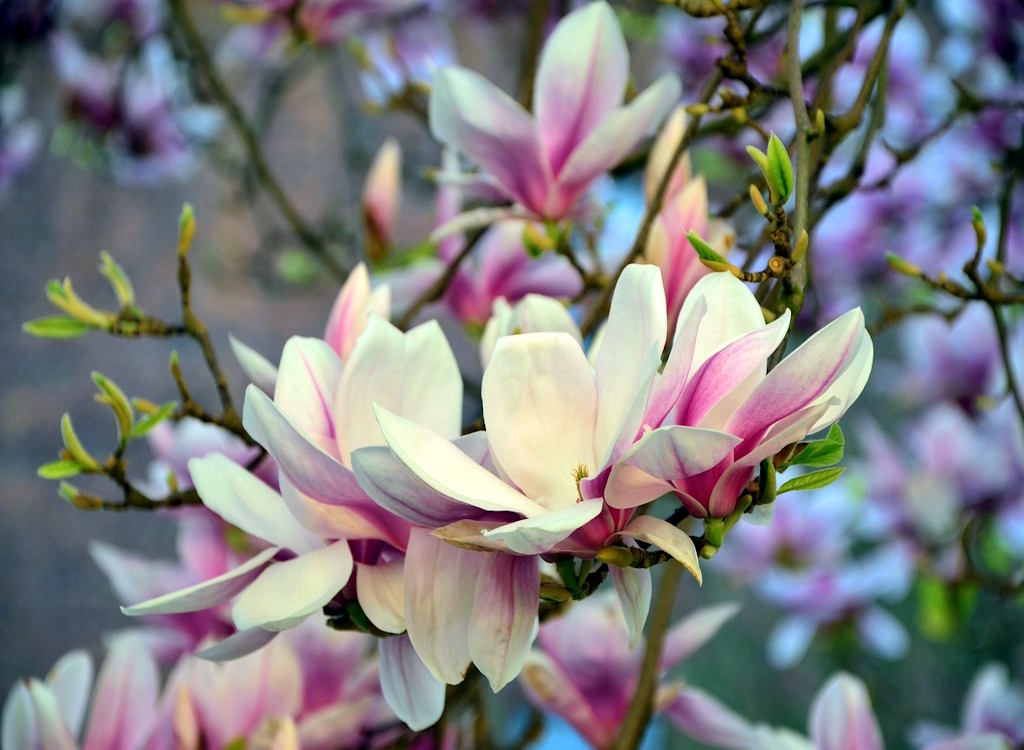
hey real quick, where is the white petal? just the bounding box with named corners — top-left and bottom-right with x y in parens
top-left (196, 629), bottom-right (278, 662)
top-left (229, 334), bottom-right (279, 395)
top-left (379, 636), bottom-right (445, 731)
top-left (611, 566), bottom-right (652, 650)
top-left (189, 454), bottom-right (320, 553)
top-left (232, 542), bottom-right (354, 631)
top-left (482, 332), bottom-right (598, 509)
top-left (121, 546), bottom-right (279, 616)
top-left (46, 651), bottom-right (93, 738)
top-left (481, 499), bottom-right (603, 555)
top-left (374, 405), bottom-right (545, 517)
top-left (617, 515), bottom-right (701, 584)
top-left (356, 560), bottom-right (406, 634)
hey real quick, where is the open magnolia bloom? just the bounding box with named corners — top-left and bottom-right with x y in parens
top-left (520, 593), bottom-right (740, 749)
top-left (352, 265), bottom-right (712, 691)
top-left (602, 271), bottom-right (872, 518)
top-left (429, 0), bottom-right (680, 224)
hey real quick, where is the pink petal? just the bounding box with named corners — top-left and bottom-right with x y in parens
top-left (324, 263), bottom-right (390, 361)
top-left (82, 640), bottom-right (159, 750)
top-left (519, 652), bottom-right (606, 748)
top-left (659, 602), bottom-right (741, 670)
top-left (809, 673), bottom-right (885, 750)
top-left (403, 528), bottom-right (483, 684)
top-left (469, 553), bottom-right (539, 691)
top-left (429, 66), bottom-right (550, 212)
top-left (362, 141), bottom-right (402, 262)
top-left (663, 687), bottom-right (756, 749)
top-left (555, 73), bottom-right (681, 207)
top-left (643, 104), bottom-right (691, 203)
top-left (534, 1), bottom-right (628, 174)
top-left (274, 336), bottom-right (344, 448)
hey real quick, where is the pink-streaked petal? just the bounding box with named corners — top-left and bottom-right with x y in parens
top-left (274, 336), bottom-right (344, 447)
top-left (229, 334), bottom-right (278, 395)
top-left (482, 332), bottom-right (598, 509)
top-left (643, 296), bottom-right (707, 428)
top-left (189, 454), bottom-right (319, 553)
top-left (374, 405), bottom-right (545, 517)
top-left (469, 553), bottom-right (539, 691)
top-left (682, 271), bottom-right (767, 372)
top-left (481, 499), bottom-right (603, 555)
top-left (660, 602), bottom-right (741, 670)
top-left (603, 464), bottom-right (678, 510)
top-left (244, 384), bottom-right (355, 504)
top-left (610, 565), bottom-right (651, 650)
top-left (324, 263), bottom-right (374, 361)
top-left (403, 528), bottom-right (482, 684)
top-left (82, 640), bottom-right (159, 750)
top-left (593, 264), bottom-right (667, 464)
top-left (277, 472), bottom-right (407, 548)
top-left (617, 515), bottom-right (701, 584)
top-left (809, 673), bottom-right (885, 750)
top-left (534, 0), bottom-right (628, 174)
top-left (727, 309), bottom-right (869, 444)
top-left (89, 541), bottom-right (188, 614)
top-left (196, 629), bottom-right (278, 662)
top-left (232, 542), bottom-right (354, 631)
top-left (519, 652), bottom-right (604, 748)
top-left (357, 559), bottom-right (406, 634)
top-left (121, 546), bottom-right (279, 616)
top-left (617, 425), bottom-right (741, 486)
top-left (431, 519), bottom-right (514, 552)
top-left (429, 66), bottom-right (550, 212)
top-left (46, 651), bottom-right (93, 738)
top-left (379, 635), bottom-right (445, 731)
top-left (556, 74), bottom-right (681, 201)
top-left (676, 313), bottom-right (789, 428)
top-left (663, 687), bottom-right (756, 750)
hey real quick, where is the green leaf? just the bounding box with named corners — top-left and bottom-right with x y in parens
top-left (790, 424), bottom-right (845, 468)
top-left (23, 316), bottom-right (91, 339)
top-left (92, 372), bottom-right (134, 438)
top-left (125, 401), bottom-right (178, 441)
top-left (765, 133), bottom-right (794, 205)
top-left (687, 232), bottom-right (727, 264)
top-left (276, 248), bottom-right (320, 285)
top-left (37, 460), bottom-right (83, 480)
top-left (745, 145), bottom-right (769, 174)
top-left (777, 467), bottom-right (845, 495)
top-left (98, 251), bottom-right (135, 307)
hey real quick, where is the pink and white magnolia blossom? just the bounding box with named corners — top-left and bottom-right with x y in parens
top-left (643, 105), bottom-right (736, 338)
top-left (429, 1), bottom-right (680, 223)
top-left (2, 639), bottom-right (160, 750)
top-left (602, 270), bottom-right (872, 519)
top-left (479, 292), bottom-right (580, 368)
top-left (230, 262), bottom-right (391, 391)
top-left (351, 264), bottom-right (712, 692)
top-left (912, 664), bottom-right (1024, 750)
top-left (520, 593), bottom-right (740, 749)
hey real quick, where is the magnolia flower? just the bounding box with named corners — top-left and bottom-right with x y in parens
top-left (479, 292), bottom-right (580, 368)
top-left (230, 262), bottom-right (391, 391)
top-left (2, 639), bottom-right (159, 750)
top-left (0, 85), bottom-right (41, 191)
top-left (643, 106), bottom-right (735, 338)
top-left (352, 265), bottom-right (708, 690)
top-left (671, 672), bottom-right (885, 750)
top-left (520, 593), bottom-right (740, 749)
top-left (602, 270), bottom-right (872, 519)
top-left (912, 664), bottom-right (1024, 750)
top-left (362, 139), bottom-right (401, 262)
top-left (429, 1), bottom-right (680, 223)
